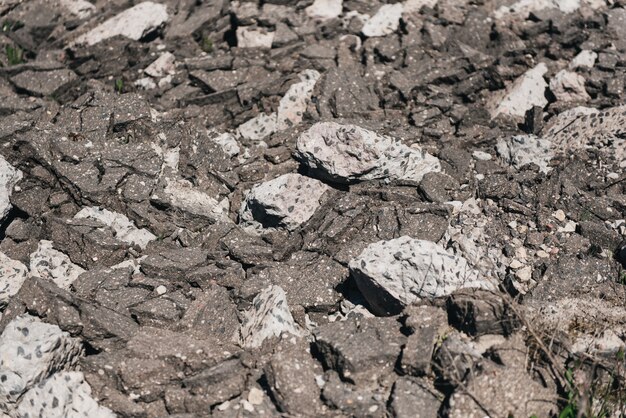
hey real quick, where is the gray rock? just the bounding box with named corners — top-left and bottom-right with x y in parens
top-left (496, 134), bottom-right (553, 174)
top-left (361, 3), bottom-right (403, 37)
top-left (549, 70), bottom-right (590, 103)
top-left (447, 290), bottom-right (520, 336)
top-left (296, 122), bottom-right (441, 184)
top-left (0, 315), bottom-right (83, 409)
top-left (11, 69), bottom-right (77, 97)
top-left (60, 0), bottom-right (96, 19)
top-left (390, 377), bottom-right (442, 418)
top-left (73, 1), bottom-right (169, 46)
top-left (313, 317), bottom-right (405, 385)
top-left (237, 285), bottom-right (300, 348)
top-left (400, 306), bottom-right (448, 376)
top-left (29, 240), bottom-right (85, 290)
top-left (0, 156), bottom-right (22, 222)
top-left (321, 371), bottom-right (386, 417)
top-left (349, 236), bottom-right (492, 316)
top-left (74, 206), bottom-right (156, 249)
top-left (16, 371), bottom-right (115, 418)
top-left (240, 173), bottom-right (329, 230)
top-left (0, 252), bottom-right (28, 309)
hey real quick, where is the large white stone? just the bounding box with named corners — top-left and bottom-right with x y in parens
top-left (16, 371), bottom-right (115, 418)
top-left (349, 236), bottom-right (492, 315)
top-left (296, 122), bottom-right (441, 183)
top-left (549, 70), bottom-right (590, 102)
top-left (238, 285), bottom-right (300, 348)
top-left (240, 173), bottom-right (329, 230)
top-left (490, 63), bottom-right (548, 119)
top-left (0, 156), bottom-right (22, 222)
top-left (29, 240), bottom-right (85, 290)
top-left (0, 252), bottom-right (28, 308)
top-left (496, 135), bottom-right (553, 173)
top-left (361, 3), bottom-right (404, 37)
top-left (236, 27), bottom-right (274, 49)
top-left (73, 2), bottom-right (168, 46)
top-left (74, 206), bottom-right (156, 249)
top-left (0, 316), bottom-right (83, 408)
top-left (306, 0), bottom-right (343, 20)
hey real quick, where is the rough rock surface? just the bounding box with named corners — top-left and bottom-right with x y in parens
top-left (349, 236), bottom-right (491, 315)
top-left (0, 252), bottom-right (28, 308)
top-left (29, 240), bottom-right (85, 290)
top-left (490, 63), bottom-right (548, 118)
top-left (74, 206), bottom-right (156, 249)
top-left (0, 156), bottom-right (22, 222)
top-left (296, 122), bottom-right (441, 183)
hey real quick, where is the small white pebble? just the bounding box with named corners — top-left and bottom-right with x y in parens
top-left (156, 285), bottom-right (167, 295)
top-left (472, 150), bottom-right (492, 161)
top-left (552, 209), bottom-right (566, 222)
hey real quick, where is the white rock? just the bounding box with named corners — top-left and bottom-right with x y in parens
top-left (236, 27), bottom-right (274, 49)
top-left (490, 63), bottom-right (548, 119)
top-left (60, 0), bottom-right (96, 19)
top-left (0, 315), bottom-right (83, 407)
top-left (238, 112), bottom-right (278, 141)
top-left (73, 2), bottom-right (168, 46)
top-left (144, 52), bottom-right (176, 78)
top-left (571, 329), bottom-right (625, 355)
top-left (549, 70), bottom-right (590, 102)
top-left (472, 150), bottom-right (492, 161)
top-left (29, 240), bottom-right (85, 290)
top-left (16, 371), bottom-right (115, 418)
top-left (156, 285), bottom-right (167, 295)
top-left (569, 50), bottom-right (597, 69)
top-left (306, 0), bottom-right (343, 20)
top-left (552, 209), bottom-right (566, 222)
top-left (74, 206), bottom-right (156, 249)
top-left (0, 155), bottom-right (22, 222)
top-left (238, 285), bottom-right (300, 348)
top-left (155, 178), bottom-right (229, 221)
top-left (558, 220), bottom-right (577, 233)
top-left (212, 132), bottom-right (241, 157)
top-left (276, 70), bottom-right (321, 131)
top-left (496, 134), bottom-right (553, 173)
top-left (349, 236), bottom-right (492, 315)
top-left (0, 252), bottom-right (28, 308)
top-left (361, 3), bottom-right (404, 37)
top-left (133, 77), bottom-right (157, 90)
top-left (240, 173), bottom-right (330, 230)
top-left (296, 122), bottom-right (441, 183)
top-left (494, 0), bottom-right (604, 19)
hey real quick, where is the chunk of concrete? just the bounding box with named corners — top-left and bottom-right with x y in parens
top-left (349, 236), bottom-right (492, 316)
top-left (16, 371), bottom-right (115, 418)
top-left (73, 2), bottom-right (169, 46)
top-left (240, 173), bottom-right (329, 230)
top-left (74, 206), bottom-right (156, 249)
top-left (549, 70), bottom-right (590, 102)
top-left (496, 134), bottom-right (553, 173)
top-left (0, 155), bottom-right (22, 222)
top-left (362, 3), bottom-right (404, 37)
top-left (490, 63), bottom-right (548, 119)
top-left (296, 122), bottom-right (441, 184)
top-left (238, 285), bottom-right (300, 349)
top-left (0, 252), bottom-right (28, 309)
top-left (0, 315), bottom-right (83, 407)
top-left (29, 240), bottom-right (85, 290)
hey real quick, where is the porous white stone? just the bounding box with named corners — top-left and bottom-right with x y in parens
top-left (496, 135), bottom-right (553, 173)
top-left (362, 3), bottom-right (404, 37)
top-left (0, 155), bottom-right (22, 222)
top-left (0, 316), bottom-right (83, 408)
top-left (73, 2), bottom-right (168, 46)
top-left (236, 27), bottom-right (274, 49)
top-left (16, 371), bottom-right (115, 418)
top-left (238, 285), bottom-right (300, 348)
top-left (29, 240), bottom-right (85, 290)
top-left (74, 206), bottom-right (156, 249)
top-left (349, 236), bottom-right (492, 315)
top-left (490, 63), bottom-right (548, 119)
top-left (296, 122), bottom-right (441, 183)
top-left (240, 173), bottom-right (329, 230)
top-left (238, 112), bottom-right (278, 141)
top-left (0, 252), bottom-right (28, 308)
top-left (549, 70), bottom-right (590, 102)
top-left (306, 0), bottom-right (343, 20)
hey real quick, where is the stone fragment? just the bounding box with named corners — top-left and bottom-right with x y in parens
top-left (569, 50), bottom-right (597, 69)
top-left (11, 69), bottom-right (78, 97)
top-left (0, 156), bottom-right (21, 222)
top-left (144, 52), bottom-right (176, 78)
top-left (390, 377), bottom-right (442, 418)
top-left (74, 207), bottom-right (156, 249)
top-left (349, 236), bottom-right (491, 316)
top-left (296, 122), bottom-right (441, 184)
top-left (16, 371), bottom-right (116, 418)
top-left (61, 0), bottom-right (96, 19)
top-left (321, 371), bottom-right (386, 416)
top-left (73, 2), bottom-right (168, 46)
top-left (238, 285), bottom-right (300, 348)
top-left (313, 317), bottom-right (405, 385)
top-left (494, 0), bottom-right (604, 19)
top-left (496, 134), bottom-right (553, 173)
top-left (490, 63), bottom-right (548, 119)
top-left (549, 70), bottom-right (590, 102)
top-left (447, 290), bottom-right (519, 336)
top-left (0, 252), bottom-right (28, 309)
top-left (212, 132), bottom-right (240, 157)
top-left (29, 240), bottom-right (85, 290)
top-left (362, 3), bottom-right (404, 37)
top-left (400, 306), bottom-right (448, 376)
top-left (236, 27), bottom-right (274, 49)
top-left (152, 177), bottom-right (229, 221)
top-left (0, 315), bottom-right (83, 407)
top-left (306, 0), bottom-right (343, 20)
top-left (240, 173), bottom-right (329, 230)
